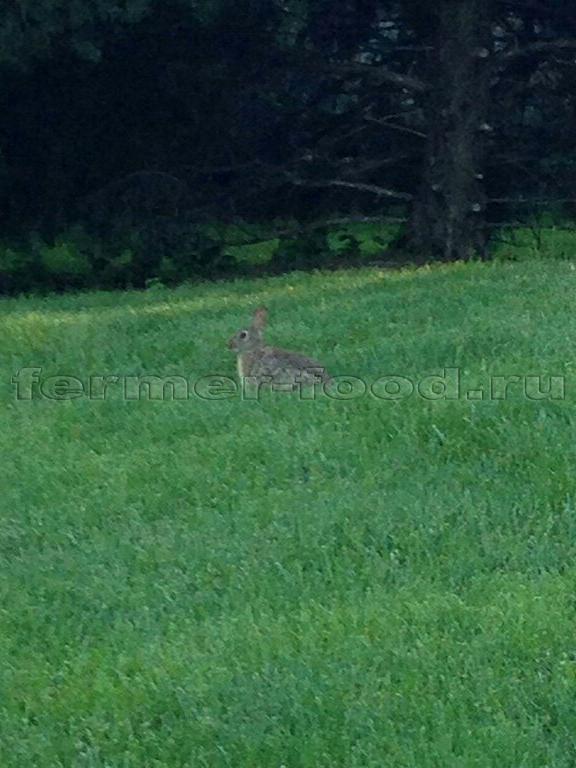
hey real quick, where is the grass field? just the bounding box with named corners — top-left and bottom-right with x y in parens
top-left (1, 258), bottom-right (576, 767)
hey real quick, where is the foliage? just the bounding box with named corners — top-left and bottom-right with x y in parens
top-left (0, 222), bottom-right (232, 294)
top-left (272, 228), bottom-right (367, 270)
top-left (0, 0), bottom-right (156, 66)
top-left (0, 221), bottom-right (574, 295)
top-left (272, 229), bottom-right (333, 270)
top-left (39, 235), bottom-right (93, 285)
top-left (1, 260), bottom-right (576, 765)
top-left (101, 219), bottom-right (232, 286)
top-left (493, 226), bottom-right (576, 262)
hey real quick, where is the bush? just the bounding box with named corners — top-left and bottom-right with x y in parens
top-left (99, 218), bottom-right (233, 287)
top-left (491, 223), bottom-right (576, 262)
top-left (0, 245), bottom-right (37, 294)
top-left (271, 227), bottom-right (365, 271)
top-left (39, 239), bottom-right (93, 287)
top-left (272, 229), bottom-right (331, 271)
top-left (327, 230), bottom-right (363, 262)
top-left (154, 229), bottom-right (234, 285)
top-left (0, 219), bottom-right (235, 295)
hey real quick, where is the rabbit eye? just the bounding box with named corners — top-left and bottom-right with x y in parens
top-left (239, 330), bottom-right (248, 340)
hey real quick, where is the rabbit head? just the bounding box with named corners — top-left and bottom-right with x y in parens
top-left (228, 306), bottom-right (268, 353)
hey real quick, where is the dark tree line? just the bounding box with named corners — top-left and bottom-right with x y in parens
top-left (1, 0), bottom-right (576, 290)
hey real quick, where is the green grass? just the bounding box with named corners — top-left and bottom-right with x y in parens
top-left (2, 259), bottom-right (576, 767)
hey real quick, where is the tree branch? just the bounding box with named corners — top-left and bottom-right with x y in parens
top-left (339, 155), bottom-right (415, 178)
top-left (489, 196), bottom-right (576, 204)
top-left (498, 38), bottom-right (576, 64)
top-left (222, 216), bottom-right (403, 248)
top-left (331, 60), bottom-right (428, 92)
top-left (287, 174), bottom-right (413, 200)
top-left (286, 52), bottom-right (428, 93)
top-left (364, 115), bottom-right (427, 139)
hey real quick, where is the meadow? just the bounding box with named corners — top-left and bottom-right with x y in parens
top-left (1, 258), bottom-right (576, 767)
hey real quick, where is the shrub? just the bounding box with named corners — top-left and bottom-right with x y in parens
top-left (0, 219), bottom-right (236, 295)
top-left (0, 245), bottom-right (37, 294)
top-left (101, 219), bottom-right (232, 286)
top-left (271, 227), bottom-right (365, 271)
top-left (272, 229), bottom-right (331, 271)
top-left (39, 240), bottom-right (93, 286)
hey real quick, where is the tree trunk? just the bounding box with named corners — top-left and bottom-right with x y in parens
top-left (403, 0), bottom-right (493, 262)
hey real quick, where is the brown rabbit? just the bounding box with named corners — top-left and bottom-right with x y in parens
top-left (228, 306), bottom-right (330, 386)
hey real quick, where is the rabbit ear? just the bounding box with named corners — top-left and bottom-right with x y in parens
top-left (252, 306), bottom-right (268, 330)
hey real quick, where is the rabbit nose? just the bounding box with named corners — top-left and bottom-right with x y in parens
top-left (227, 336), bottom-right (236, 350)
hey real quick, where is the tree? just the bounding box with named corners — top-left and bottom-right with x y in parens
top-left (271, 0), bottom-right (576, 262)
top-left (400, 0), bottom-right (494, 261)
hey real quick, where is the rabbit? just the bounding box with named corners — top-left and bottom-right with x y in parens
top-left (228, 306), bottom-right (330, 386)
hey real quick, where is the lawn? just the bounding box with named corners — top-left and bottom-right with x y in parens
top-left (1, 259), bottom-right (576, 767)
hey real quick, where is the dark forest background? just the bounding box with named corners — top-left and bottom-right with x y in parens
top-left (1, 0), bottom-right (576, 293)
